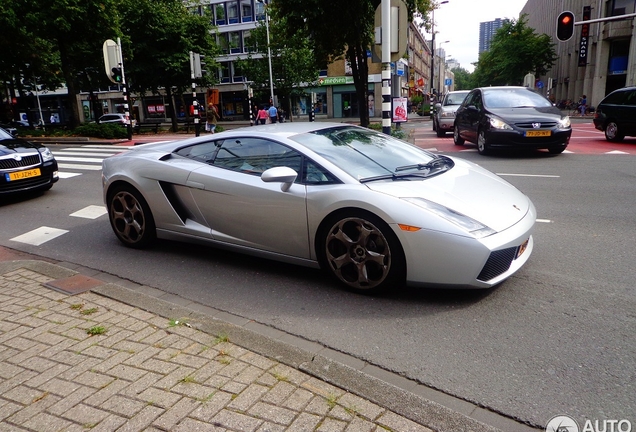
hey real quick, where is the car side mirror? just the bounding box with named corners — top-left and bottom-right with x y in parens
top-left (261, 166), bottom-right (298, 192)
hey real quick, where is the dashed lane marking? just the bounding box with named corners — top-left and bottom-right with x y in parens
top-left (69, 205), bottom-right (107, 219)
top-left (10, 227), bottom-right (69, 246)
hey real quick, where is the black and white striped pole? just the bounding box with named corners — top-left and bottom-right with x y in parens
top-left (117, 38), bottom-right (133, 140)
top-left (381, 0), bottom-right (392, 135)
top-left (189, 51), bottom-right (200, 137)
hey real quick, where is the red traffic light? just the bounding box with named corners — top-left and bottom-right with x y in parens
top-left (556, 11), bottom-right (575, 42)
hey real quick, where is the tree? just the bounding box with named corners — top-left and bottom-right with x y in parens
top-left (450, 67), bottom-right (473, 90)
top-left (236, 14), bottom-right (320, 120)
top-left (119, 0), bottom-right (219, 132)
top-left (472, 15), bottom-right (557, 87)
top-left (270, 0), bottom-right (432, 127)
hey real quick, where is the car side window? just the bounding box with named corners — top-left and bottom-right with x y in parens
top-left (213, 137), bottom-right (302, 176)
top-left (175, 141), bottom-right (219, 163)
top-left (624, 90), bottom-right (636, 105)
top-left (303, 159), bottom-right (338, 185)
top-left (462, 91), bottom-right (476, 108)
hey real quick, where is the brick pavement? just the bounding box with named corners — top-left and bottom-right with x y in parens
top-left (0, 264), bottom-right (434, 432)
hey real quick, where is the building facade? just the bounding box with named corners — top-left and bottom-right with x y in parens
top-left (521, 0), bottom-right (636, 108)
top-left (479, 18), bottom-right (507, 53)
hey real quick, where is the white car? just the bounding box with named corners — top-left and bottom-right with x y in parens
top-left (102, 122), bottom-right (535, 293)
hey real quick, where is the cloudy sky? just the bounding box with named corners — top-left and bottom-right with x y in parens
top-left (425, 0), bottom-right (529, 72)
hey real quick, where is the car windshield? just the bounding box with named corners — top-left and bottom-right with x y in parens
top-left (483, 88), bottom-right (553, 109)
top-left (0, 128), bottom-right (13, 139)
top-left (290, 126), bottom-right (446, 181)
top-left (444, 92), bottom-right (469, 106)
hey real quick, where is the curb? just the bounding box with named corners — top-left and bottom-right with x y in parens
top-left (0, 250), bottom-right (540, 432)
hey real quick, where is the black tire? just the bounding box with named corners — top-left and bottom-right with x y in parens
top-left (436, 126), bottom-right (446, 137)
top-left (107, 184), bottom-right (156, 249)
top-left (604, 121), bottom-right (624, 142)
top-left (477, 129), bottom-right (490, 155)
top-left (453, 125), bottom-right (465, 145)
top-left (432, 118), bottom-right (437, 131)
top-left (317, 210), bottom-right (406, 294)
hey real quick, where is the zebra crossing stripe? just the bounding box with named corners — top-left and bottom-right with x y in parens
top-left (10, 227), bottom-right (69, 246)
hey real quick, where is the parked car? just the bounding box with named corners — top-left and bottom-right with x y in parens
top-left (102, 122), bottom-right (535, 294)
top-left (433, 90), bottom-right (470, 137)
top-left (593, 86), bottom-right (636, 142)
top-left (98, 113), bottom-right (135, 127)
top-left (0, 127), bottom-right (58, 195)
top-left (453, 86), bottom-right (572, 155)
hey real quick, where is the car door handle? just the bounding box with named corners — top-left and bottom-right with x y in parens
top-left (186, 180), bottom-right (204, 189)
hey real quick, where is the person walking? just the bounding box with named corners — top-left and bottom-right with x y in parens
top-left (205, 103), bottom-right (220, 133)
top-left (268, 103), bottom-right (278, 124)
top-left (257, 106), bottom-right (268, 125)
top-left (579, 95), bottom-right (587, 116)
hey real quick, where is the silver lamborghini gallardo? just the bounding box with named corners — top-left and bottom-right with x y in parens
top-left (102, 122), bottom-right (535, 293)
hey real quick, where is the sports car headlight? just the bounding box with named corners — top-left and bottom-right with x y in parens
top-left (402, 197), bottom-right (496, 239)
top-left (39, 147), bottom-right (55, 162)
top-left (558, 116), bottom-right (571, 128)
top-left (488, 116), bottom-right (513, 130)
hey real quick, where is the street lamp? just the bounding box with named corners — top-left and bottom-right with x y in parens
top-left (257, 0), bottom-right (274, 104)
top-left (429, 1), bottom-right (449, 97)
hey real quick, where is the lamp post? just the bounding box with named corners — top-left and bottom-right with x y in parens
top-left (257, 0), bottom-right (274, 104)
top-left (429, 1), bottom-right (449, 97)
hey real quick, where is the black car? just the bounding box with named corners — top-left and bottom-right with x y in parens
top-left (0, 127), bottom-right (58, 195)
top-left (593, 86), bottom-right (636, 142)
top-left (453, 86), bottom-right (572, 155)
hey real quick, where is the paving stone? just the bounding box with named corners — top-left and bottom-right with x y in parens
top-left (337, 393), bottom-right (385, 421)
top-left (189, 391), bottom-right (234, 422)
top-left (227, 383), bottom-right (269, 411)
top-left (152, 396), bottom-right (199, 430)
top-left (20, 411), bottom-right (74, 432)
top-left (210, 409), bottom-right (263, 432)
top-left (248, 401), bottom-right (297, 425)
top-left (316, 417), bottom-right (348, 432)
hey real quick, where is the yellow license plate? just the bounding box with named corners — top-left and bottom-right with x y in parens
top-left (7, 168), bottom-right (41, 181)
top-left (525, 130), bottom-right (551, 137)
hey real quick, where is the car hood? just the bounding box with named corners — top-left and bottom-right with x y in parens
top-left (487, 106), bottom-right (563, 121)
top-left (365, 158), bottom-right (531, 232)
top-left (0, 138), bottom-right (41, 156)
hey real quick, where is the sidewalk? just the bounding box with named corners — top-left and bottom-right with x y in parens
top-left (0, 246), bottom-right (538, 432)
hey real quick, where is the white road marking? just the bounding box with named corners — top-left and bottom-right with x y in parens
top-left (57, 172), bottom-right (82, 179)
top-left (53, 156), bottom-right (104, 163)
top-left (10, 227), bottom-right (68, 246)
top-left (57, 163), bottom-right (102, 171)
top-left (52, 151), bottom-right (115, 157)
top-left (536, 219), bottom-right (552, 223)
top-left (70, 205), bottom-right (107, 219)
top-left (605, 150), bottom-right (630, 155)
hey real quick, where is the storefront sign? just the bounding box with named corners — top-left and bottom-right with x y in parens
top-left (578, 6), bottom-right (591, 67)
top-left (317, 76), bottom-right (355, 86)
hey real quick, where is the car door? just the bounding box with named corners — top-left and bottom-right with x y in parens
top-left (185, 136), bottom-right (311, 259)
top-left (620, 89), bottom-right (636, 135)
top-left (455, 90), bottom-right (477, 141)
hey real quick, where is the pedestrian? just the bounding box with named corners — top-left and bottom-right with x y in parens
top-left (278, 107), bottom-right (285, 123)
top-left (49, 114), bottom-right (57, 124)
top-left (251, 104), bottom-right (258, 126)
top-left (580, 95), bottom-right (587, 116)
top-left (205, 103), bottom-right (220, 133)
top-left (268, 103), bottom-right (278, 124)
top-left (257, 106), bottom-right (268, 125)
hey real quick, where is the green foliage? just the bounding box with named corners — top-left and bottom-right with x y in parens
top-left (450, 67), bottom-right (474, 90)
top-left (74, 123), bottom-right (128, 139)
top-left (410, 94), bottom-right (424, 106)
top-left (366, 122), bottom-right (406, 139)
top-left (472, 15), bottom-right (557, 87)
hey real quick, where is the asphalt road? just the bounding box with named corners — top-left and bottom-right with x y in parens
top-left (1, 121), bottom-right (635, 429)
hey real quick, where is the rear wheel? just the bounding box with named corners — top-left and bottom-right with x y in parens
top-left (453, 125), bottom-right (465, 145)
top-left (318, 211), bottom-right (405, 294)
top-left (108, 184), bottom-right (156, 249)
top-left (605, 121), bottom-right (624, 142)
top-left (477, 129), bottom-right (490, 155)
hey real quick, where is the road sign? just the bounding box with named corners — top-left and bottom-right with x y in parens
top-left (445, 78), bottom-right (452, 86)
top-left (102, 39), bottom-right (120, 84)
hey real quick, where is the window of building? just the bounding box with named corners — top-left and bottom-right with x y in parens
top-left (215, 4), bottom-right (226, 25)
top-left (243, 30), bottom-right (256, 53)
top-left (233, 62), bottom-right (245, 83)
top-left (608, 0), bottom-right (635, 15)
top-left (241, 0), bottom-right (252, 22)
top-left (229, 31), bottom-right (241, 53)
top-left (218, 33), bottom-right (229, 54)
top-left (219, 62), bottom-right (231, 83)
top-left (227, 1), bottom-right (239, 24)
top-left (255, 2), bottom-right (265, 20)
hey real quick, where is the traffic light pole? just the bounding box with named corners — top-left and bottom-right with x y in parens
top-left (117, 38), bottom-right (133, 140)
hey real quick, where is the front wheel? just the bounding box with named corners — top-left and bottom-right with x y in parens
top-left (108, 185), bottom-right (156, 249)
top-left (548, 144), bottom-right (567, 154)
top-left (453, 125), bottom-right (465, 145)
top-left (477, 129), bottom-right (490, 155)
top-left (605, 121), bottom-right (624, 142)
top-left (318, 212), bottom-right (405, 294)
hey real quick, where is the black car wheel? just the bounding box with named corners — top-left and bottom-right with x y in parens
top-left (605, 121), bottom-right (624, 142)
top-left (548, 144), bottom-right (567, 154)
top-left (453, 125), bottom-right (465, 145)
top-left (477, 129), bottom-right (490, 155)
top-left (108, 184), bottom-right (156, 249)
top-left (436, 125), bottom-right (446, 137)
top-left (318, 211), bottom-right (405, 294)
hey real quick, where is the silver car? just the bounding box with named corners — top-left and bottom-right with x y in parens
top-left (433, 90), bottom-right (470, 137)
top-left (102, 122), bottom-right (535, 293)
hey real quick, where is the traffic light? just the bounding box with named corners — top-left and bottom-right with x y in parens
top-left (111, 67), bottom-right (122, 83)
top-left (193, 54), bottom-right (206, 78)
top-left (556, 11), bottom-right (575, 42)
